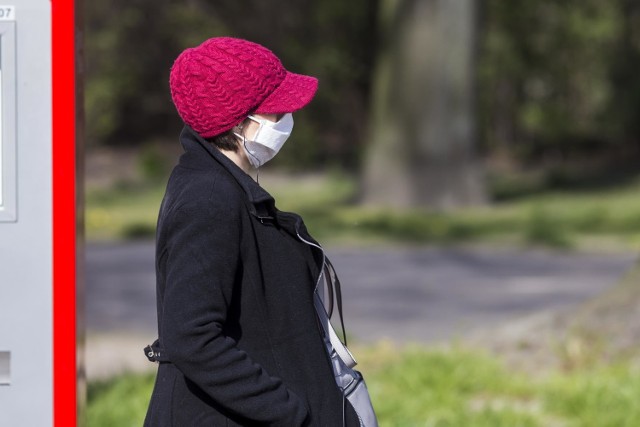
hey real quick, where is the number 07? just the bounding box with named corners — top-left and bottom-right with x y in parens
top-left (0, 6), bottom-right (14, 20)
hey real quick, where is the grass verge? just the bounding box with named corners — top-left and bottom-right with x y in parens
top-left (86, 171), bottom-right (640, 250)
top-left (87, 343), bottom-right (640, 426)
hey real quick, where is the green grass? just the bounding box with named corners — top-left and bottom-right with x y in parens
top-left (543, 364), bottom-right (640, 427)
top-left (88, 372), bottom-right (155, 426)
top-left (86, 181), bottom-right (166, 240)
top-left (85, 171), bottom-right (640, 250)
top-left (87, 344), bottom-right (640, 426)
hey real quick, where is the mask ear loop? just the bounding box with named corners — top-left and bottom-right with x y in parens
top-left (247, 135), bottom-right (260, 185)
top-left (234, 122), bottom-right (261, 184)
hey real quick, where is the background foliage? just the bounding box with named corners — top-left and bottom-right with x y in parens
top-left (479, 0), bottom-right (640, 170)
top-left (86, 0), bottom-right (640, 172)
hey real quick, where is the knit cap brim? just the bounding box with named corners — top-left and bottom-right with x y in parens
top-left (255, 71), bottom-right (318, 115)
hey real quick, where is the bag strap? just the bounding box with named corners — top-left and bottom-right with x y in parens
top-left (314, 257), bottom-right (357, 369)
top-left (325, 258), bottom-right (348, 347)
top-left (322, 263), bottom-right (335, 318)
top-left (314, 293), bottom-right (357, 368)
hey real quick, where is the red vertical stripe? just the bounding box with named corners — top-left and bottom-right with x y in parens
top-left (51, 0), bottom-right (77, 425)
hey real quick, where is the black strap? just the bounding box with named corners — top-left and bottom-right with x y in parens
top-left (324, 257), bottom-right (348, 347)
top-left (322, 264), bottom-right (334, 318)
top-left (144, 339), bottom-right (170, 363)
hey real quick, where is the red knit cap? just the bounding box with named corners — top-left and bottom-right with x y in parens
top-left (170, 37), bottom-right (319, 138)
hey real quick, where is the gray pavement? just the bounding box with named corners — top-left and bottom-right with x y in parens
top-left (85, 241), bottom-right (637, 377)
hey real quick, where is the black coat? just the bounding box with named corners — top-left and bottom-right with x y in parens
top-left (144, 127), bottom-right (360, 426)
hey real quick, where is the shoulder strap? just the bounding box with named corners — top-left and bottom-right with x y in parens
top-left (325, 258), bottom-right (348, 346)
top-left (314, 293), bottom-right (357, 368)
top-left (314, 258), bottom-right (357, 369)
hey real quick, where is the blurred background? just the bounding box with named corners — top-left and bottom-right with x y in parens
top-left (85, 0), bottom-right (640, 425)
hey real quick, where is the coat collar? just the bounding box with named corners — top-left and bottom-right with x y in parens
top-left (178, 126), bottom-right (275, 212)
top-left (177, 126), bottom-right (319, 246)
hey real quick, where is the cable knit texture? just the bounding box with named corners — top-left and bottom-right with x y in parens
top-left (170, 37), bottom-right (318, 138)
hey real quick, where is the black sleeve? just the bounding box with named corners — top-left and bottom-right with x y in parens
top-left (159, 198), bottom-right (309, 426)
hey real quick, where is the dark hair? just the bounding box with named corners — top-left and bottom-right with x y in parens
top-left (205, 129), bottom-right (240, 152)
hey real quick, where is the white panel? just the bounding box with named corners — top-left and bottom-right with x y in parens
top-left (0, 1), bottom-right (54, 426)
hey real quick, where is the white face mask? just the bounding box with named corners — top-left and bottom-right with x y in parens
top-left (235, 113), bottom-right (294, 168)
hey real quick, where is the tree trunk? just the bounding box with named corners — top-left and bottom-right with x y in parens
top-left (362, 0), bottom-right (487, 209)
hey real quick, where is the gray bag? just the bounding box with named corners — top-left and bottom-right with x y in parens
top-left (314, 259), bottom-right (378, 427)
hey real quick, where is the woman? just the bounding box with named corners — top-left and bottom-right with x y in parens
top-left (143, 37), bottom-right (362, 426)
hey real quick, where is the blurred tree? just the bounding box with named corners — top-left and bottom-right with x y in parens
top-left (362, 0), bottom-right (487, 209)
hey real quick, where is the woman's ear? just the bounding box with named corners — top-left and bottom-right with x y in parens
top-left (233, 118), bottom-right (251, 135)
top-left (231, 120), bottom-right (246, 138)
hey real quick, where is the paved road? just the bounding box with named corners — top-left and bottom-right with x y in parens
top-left (86, 241), bottom-right (637, 343)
